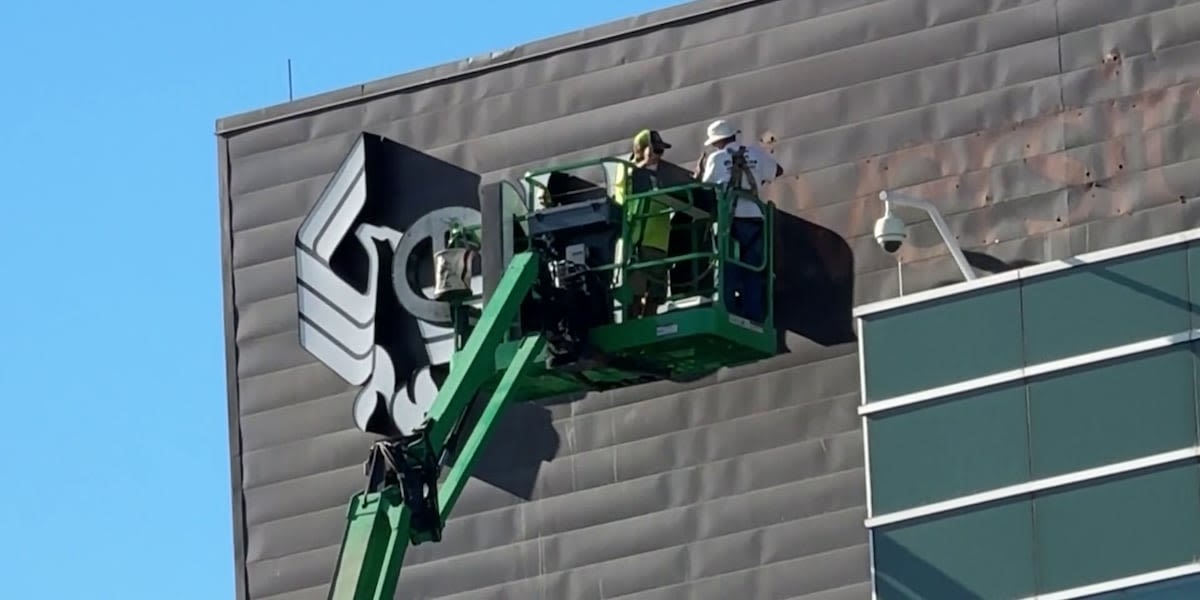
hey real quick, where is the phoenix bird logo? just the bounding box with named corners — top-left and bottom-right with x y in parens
top-left (294, 135), bottom-right (484, 436)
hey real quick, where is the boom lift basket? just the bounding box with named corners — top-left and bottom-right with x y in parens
top-left (508, 156), bottom-right (778, 393)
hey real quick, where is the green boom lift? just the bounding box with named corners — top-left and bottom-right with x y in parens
top-left (325, 156), bottom-right (778, 599)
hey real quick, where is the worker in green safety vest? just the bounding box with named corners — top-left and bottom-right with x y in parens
top-left (613, 129), bottom-right (674, 318)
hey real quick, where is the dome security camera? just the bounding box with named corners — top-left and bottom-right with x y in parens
top-left (874, 199), bottom-right (907, 254)
top-left (873, 190), bottom-right (978, 282)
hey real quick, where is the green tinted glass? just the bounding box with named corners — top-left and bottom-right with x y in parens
top-left (873, 498), bottom-right (1036, 600)
top-left (1034, 462), bottom-right (1200, 594)
top-left (868, 384), bottom-right (1030, 513)
top-left (1027, 346), bottom-right (1198, 479)
top-left (1021, 247), bottom-right (1191, 364)
top-left (862, 284), bottom-right (1022, 401)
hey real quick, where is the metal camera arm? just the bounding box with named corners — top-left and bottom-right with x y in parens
top-left (878, 190), bottom-right (977, 282)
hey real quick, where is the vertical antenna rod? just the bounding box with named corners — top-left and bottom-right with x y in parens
top-left (287, 59), bottom-right (294, 101)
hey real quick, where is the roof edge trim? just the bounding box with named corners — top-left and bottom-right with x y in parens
top-left (215, 134), bottom-right (252, 600)
top-left (853, 221), bottom-right (1200, 318)
top-left (1030, 563), bottom-right (1200, 600)
top-left (214, 0), bottom-right (770, 136)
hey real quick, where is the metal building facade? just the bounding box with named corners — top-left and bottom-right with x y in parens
top-left (216, 1), bottom-right (1200, 598)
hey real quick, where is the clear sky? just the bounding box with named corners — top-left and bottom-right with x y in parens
top-left (0, 1), bottom-right (679, 598)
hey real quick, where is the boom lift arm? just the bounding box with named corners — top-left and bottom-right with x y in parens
top-left (326, 252), bottom-right (543, 600)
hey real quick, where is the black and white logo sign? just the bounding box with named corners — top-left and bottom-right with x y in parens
top-left (293, 134), bottom-right (497, 436)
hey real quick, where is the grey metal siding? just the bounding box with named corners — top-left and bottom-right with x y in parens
top-left (217, 0), bottom-right (1200, 598)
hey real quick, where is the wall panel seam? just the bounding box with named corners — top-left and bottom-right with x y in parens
top-left (246, 467), bottom-right (867, 569)
top-left (243, 433), bottom-right (866, 534)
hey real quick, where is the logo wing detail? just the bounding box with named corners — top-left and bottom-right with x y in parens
top-left (294, 136), bottom-right (402, 387)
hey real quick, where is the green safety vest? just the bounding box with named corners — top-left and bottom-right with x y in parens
top-left (613, 165), bottom-right (672, 252)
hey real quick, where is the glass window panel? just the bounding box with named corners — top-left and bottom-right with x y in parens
top-left (873, 498), bottom-right (1036, 600)
top-left (1034, 462), bottom-right (1200, 594)
top-left (1021, 247), bottom-right (1191, 365)
top-left (1195, 340), bottom-right (1200, 450)
top-left (869, 384), bottom-right (1030, 514)
top-left (862, 284), bottom-right (1023, 401)
top-left (1027, 346), bottom-right (1198, 479)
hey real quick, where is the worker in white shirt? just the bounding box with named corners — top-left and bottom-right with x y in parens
top-left (697, 119), bottom-right (783, 323)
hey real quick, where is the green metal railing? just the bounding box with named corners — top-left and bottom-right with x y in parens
top-left (522, 156), bottom-right (634, 210)
top-left (519, 157), bottom-right (775, 325)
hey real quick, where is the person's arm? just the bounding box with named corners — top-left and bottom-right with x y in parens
top-left (753, 145), bottom-right (782, 184)
top-left (700, 151), bottom-right (723, 183)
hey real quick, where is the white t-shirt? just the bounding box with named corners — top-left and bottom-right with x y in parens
top-left (700, 142), bottom-right (778, 218)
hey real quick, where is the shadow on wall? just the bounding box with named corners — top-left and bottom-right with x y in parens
top-left (336, 132), bottom-right (561, 501)
top-left (773, 211), bottom-right (856, 348)
top-left (451, 400), bottom-right (562, 500)
top-left (964, 251), bottom-right (1039, 275)
top-left (928, 251), bottom-right (1039, 289)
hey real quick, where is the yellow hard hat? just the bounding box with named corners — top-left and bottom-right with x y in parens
top-left (633, 129), bottom-right (671, 151)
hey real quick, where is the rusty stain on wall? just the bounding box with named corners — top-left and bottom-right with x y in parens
top-left (752, 80), bottom-right (1200, 274)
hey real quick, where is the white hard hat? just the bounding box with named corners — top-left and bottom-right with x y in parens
top-left (704, 119), bottom-right (738, 146)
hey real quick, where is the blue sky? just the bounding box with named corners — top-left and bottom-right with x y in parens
top-left (0, 1), bottom-right (678, 598)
